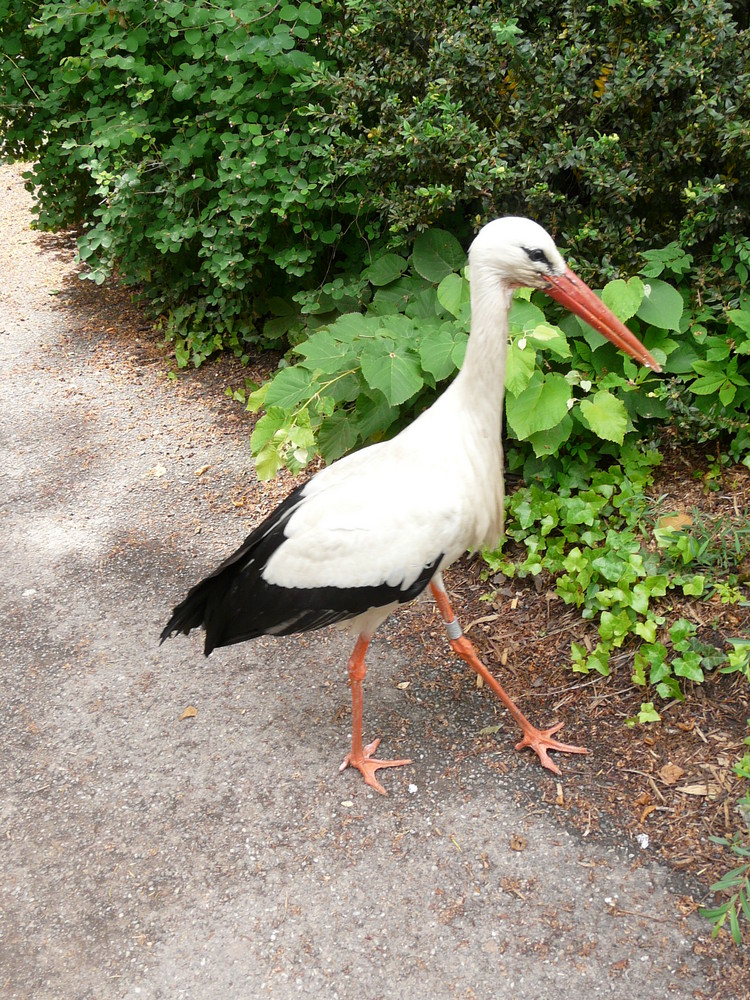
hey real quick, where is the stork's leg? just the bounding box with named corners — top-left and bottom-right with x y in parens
top-left (339, 634), bottom-right (412, 795)
top-left (430, 580), bottom-right (588, 774)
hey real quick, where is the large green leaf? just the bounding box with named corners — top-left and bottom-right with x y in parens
top-left (328, 312), bottom-right (379, 342)
top-left (601, 277), bottom-right (644, 321)
top-left (263, 366), bottom-right (317, 408)
top-left (528, 413), bottom-right (573, 457)
top-left (526, 323), bottom-right (570, 358)
top-left (370, 276), bottom-right (426, 316)
top-left (294, 330), bottom-right (355, 370)
top-left (318, 410), bottom-right (358, 462)
top-left (504, 341), bottom-right (536, 396)
top-left (364, 253), bottom-right (408, 287)
top-left (505, 372), bottom-right (571, 439)
top-left (508, 298), bottom-right (546, 332)
top-left (579, 389), bottom-right (628, 443)
top-left (419, 325), bottom-right (458, 381)
top-left (298, 2), bottom-right (323, 25)
top-left (636, 278), bottom-right (685, 331)
top-left (451, 333), bottom-right (468, 369)
top-left (727, 308), bottom-right (750, 336)
top-left (437, 272), bottom-right (470, 319)
top-left (250, 406), bottom-right (287, 454)
top-left (354, 391), bottom-right (398, 439)
top-left (411, 229), bottom-right (466, 282)
top-left (360, 341), bottom-right (424, 405)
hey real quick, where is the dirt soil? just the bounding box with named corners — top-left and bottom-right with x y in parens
top-left (1, 161), bottom-right (749, 999)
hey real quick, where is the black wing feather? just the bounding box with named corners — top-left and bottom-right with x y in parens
top-left (161, 483), bottom-right (442, 655)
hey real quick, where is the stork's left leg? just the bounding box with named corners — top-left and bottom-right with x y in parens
top-left (430, 580), bottom-right (588, 774)
top-left (339, 634), bottom-right (412, 795)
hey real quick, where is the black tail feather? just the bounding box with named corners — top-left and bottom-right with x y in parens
top-left (160, 579), bottom-right (215, 651)
top-left (160, 484), bottom-right (307, 653)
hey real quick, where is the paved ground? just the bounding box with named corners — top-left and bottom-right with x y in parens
top-left (1, 163), bottom-right (746, 998)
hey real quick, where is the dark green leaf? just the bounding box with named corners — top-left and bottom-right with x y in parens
top-left (579, 390), bottom-right (628, 444)
top-left (636, 279), bottom-right (685, 331)
top-left (411, 230), bottom-right (465, 282)
top-left (364, 253), bottom-right (408, 287)
top-left (506, 372), bottom-right (571, 439)
top-left (318, 410), bottom-right (358, 461)
top-left (264, 366), bottom-right (317, 408)
top-left (419, 326), bottom-right (458, 381)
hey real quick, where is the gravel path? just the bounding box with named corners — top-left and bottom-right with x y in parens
top-left (0, 162), bottom-right (744, 999)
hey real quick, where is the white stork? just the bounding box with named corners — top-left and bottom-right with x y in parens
top-left (162, 217), bottom-right (660, 794)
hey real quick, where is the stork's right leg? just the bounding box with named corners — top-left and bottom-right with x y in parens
top-left (430, 580), bottom-right (588, 774)
top-left (339, 634), bottom-right (412, 795)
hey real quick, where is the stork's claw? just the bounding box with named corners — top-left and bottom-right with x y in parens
top-left (514, 721), bottom-right (589, 775)
top-left (339, 738), bottom-right (412, 795)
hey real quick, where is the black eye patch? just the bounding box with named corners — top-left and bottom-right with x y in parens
top-left (523, 246), bottom-right (551, 267)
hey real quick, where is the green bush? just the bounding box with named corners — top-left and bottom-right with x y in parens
top-left (0, 0), bottom-right (353, 360)
top-left (317, 0), bottom-right (750, 281)
top-left (242, 230), bottom-right (750, 479)
top-left (1, 0), bottom-right (748, 357)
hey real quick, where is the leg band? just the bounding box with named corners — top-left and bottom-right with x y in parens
top-left (444, 618), bottom-right (463, 641)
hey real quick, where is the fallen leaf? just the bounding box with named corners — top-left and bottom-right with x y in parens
top-left (479, 725), bottom-right (500, 736)
top-left (556, 783), bottom-right (565, 807)
top-left (676, 782), bottom-right (720, 799)
top-left (640, 804), bottom-right (658, 823)
top-left (677, 783), bottom-right (707, 795)
top-left (195, 464), bottom-right (210, 477)
top-left (659, 762), bottom-right (685, 785)
top-left (510, 833), bottom-right (527, 852)
top-left (657, 512), bottom-right (693, 531)
top-left (179, 705), bottom-right (197, 721)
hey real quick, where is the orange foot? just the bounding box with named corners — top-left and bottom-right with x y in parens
top-left (339, 738), bottom-right (412, 795)
top-left (515, 721), bottom-right (589, 775)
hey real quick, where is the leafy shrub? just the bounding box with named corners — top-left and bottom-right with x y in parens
top-left (1, 0), bottom-right (748, 358)
top-left (0, 0), bottom-right (354, 360)
top-left (316, 0), bottom-right (750, 280)
top-left (486, 456), bottom-right (750, 701)
top-left (243, 229), bottom-right (750, 478)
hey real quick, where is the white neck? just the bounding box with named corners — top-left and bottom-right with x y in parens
top-left (449, 262), bottom-right (510, 439)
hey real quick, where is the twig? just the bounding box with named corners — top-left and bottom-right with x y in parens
top-left (608, 902), bottom-right (673, 924)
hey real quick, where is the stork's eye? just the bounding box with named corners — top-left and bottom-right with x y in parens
top-left (524, 247), bottom-right (550, 267)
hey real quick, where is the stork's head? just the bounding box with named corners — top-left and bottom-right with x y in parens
top-left (469, 217), bottom-right (662, 372)
top-left (469, 217), bottom-right (566, 290)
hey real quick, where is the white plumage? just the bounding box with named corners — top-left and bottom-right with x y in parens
top-left (162, 217), bottom-right (660, 793)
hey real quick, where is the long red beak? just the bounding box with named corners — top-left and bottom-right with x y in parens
top-left (544, 267), bottom-right (662, 372)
